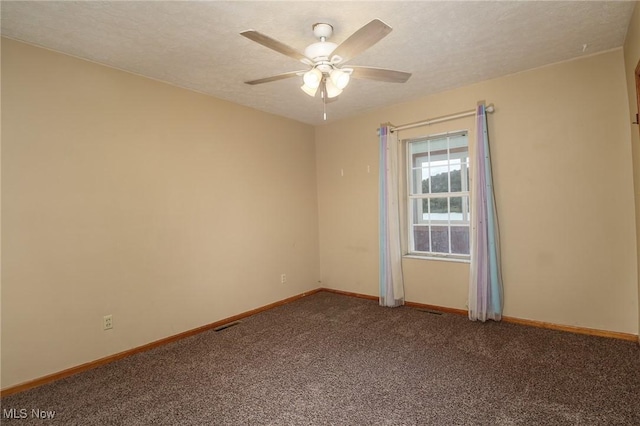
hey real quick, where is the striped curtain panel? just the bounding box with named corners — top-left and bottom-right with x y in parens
top-left (469, 104), bottom-right (503, 321)
top-left (379, 125), bottom-right (405, 307)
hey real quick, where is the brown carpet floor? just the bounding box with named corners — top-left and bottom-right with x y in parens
top-left (1, 291), bottom-right (639, 425)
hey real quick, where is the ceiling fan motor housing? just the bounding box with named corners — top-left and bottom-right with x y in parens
top-left (304, 23), bottom-right (338, 63)
top-left (304, 42), bottom-right (337, 63)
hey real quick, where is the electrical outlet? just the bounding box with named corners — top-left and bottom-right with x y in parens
top-left (103, 314), bottom-right (113, 330)
top-left (281, 274), bottom-right (287, 284)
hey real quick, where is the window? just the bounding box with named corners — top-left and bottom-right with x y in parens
top-left (407, 131), bottom-right (470, 259)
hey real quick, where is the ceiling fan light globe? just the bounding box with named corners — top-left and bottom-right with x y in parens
top-left (303, 69), bottom-right (322, 89)
top-left (301, 83), bottom-right (318, 97)
top-left (325, 78), bottom-right (343, 98)
top-left (330, 69), bottom-right (350, 89)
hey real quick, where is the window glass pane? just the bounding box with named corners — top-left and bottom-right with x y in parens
top-left (450, 148), bottom-right (469, 160)
top-left (422, 199), bottom-right (430, 220)
top-left (421, 172), bottom-right (430, 194)
top-left (413, 225), bottom-right (430, 252)
top-left (451, 146), bottom-right (468, 175)
top-left (450, 196), bottom-right (463, 223)
top-left (429, 198), bottom-right (448, 221)
top-left (452, 196), bottom-right (470, 224)
top-left (411, 199), bottom-right (429, 225)
top-left (430, 226), bottom-right (449, 253)
top-left (429, 138), bottom-right (447, 153)
top-left (429, 166), bottom-right (449, 193)
top-left (412, 155), bottom-right (428, 168)
top-left (410, 141), bottom-right (428, 156)
top-left (449, 134), bottom-right (467, 150)
top-left (451, 226), bottom-right (470, 255)
top-left (412, 168), bottom-right (429, 194)
top-left (460, 161), bottom-right (469, 192)
top-left (450, 160), bottom-right (463, 192)
top-left (466, 165), bottom-right (470, 191)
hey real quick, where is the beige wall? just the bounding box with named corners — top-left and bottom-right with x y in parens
top-left (316, 49), bottom-right (639, 335)
top-left (623, 1), bottom-right (640, 339)
top-left (1, 39), bottom-right (320, 389)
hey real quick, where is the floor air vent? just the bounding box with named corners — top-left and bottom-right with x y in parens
top-left (417, 309), bottom-right (443, 315)
top-left (214, 321), bottom-right (241, 332)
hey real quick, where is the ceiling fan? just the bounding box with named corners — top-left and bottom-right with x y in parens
top-left (240, 19), bottom-right (411, 120)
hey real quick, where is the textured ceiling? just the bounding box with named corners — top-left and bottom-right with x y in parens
top-left (1, 1), bottom-right (635, 125)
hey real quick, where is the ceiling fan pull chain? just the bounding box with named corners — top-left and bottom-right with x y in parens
top-left (322, 78), bottom-right (327, 120)
top-left (323, 86), bottom-right (327, 121)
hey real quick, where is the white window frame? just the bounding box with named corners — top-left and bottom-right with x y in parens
top-left (406, 130), bottom-right (470, 261)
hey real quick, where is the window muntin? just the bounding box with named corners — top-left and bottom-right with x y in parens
top-left (408, 131), bottom-right (470, 258)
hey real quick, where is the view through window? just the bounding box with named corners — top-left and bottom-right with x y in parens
top-left (407, 131), bottom-right (470, 258)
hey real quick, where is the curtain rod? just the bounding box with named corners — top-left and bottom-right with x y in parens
top-left (389, 104), bottom-right (495, 133)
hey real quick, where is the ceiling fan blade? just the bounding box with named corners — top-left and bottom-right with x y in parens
top-left (349, 66), bottom-right (412, 83)
top-left (330, 19), bottom-right (392, 64)
top-left (245, 70), bottom-right (305, 85)
top-left (241, 30), bottom-right (311, 64)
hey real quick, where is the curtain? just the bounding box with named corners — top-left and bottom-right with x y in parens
top-left (469, 104), bottom-right (503, 321)
top-left (379, 125), bottom-right (405, 307)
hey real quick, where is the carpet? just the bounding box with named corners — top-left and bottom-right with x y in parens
top-left (2, 291), bottom-right (639, 425)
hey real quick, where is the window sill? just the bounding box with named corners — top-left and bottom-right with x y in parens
top-left (403, 254), bottom-right (471, 264)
